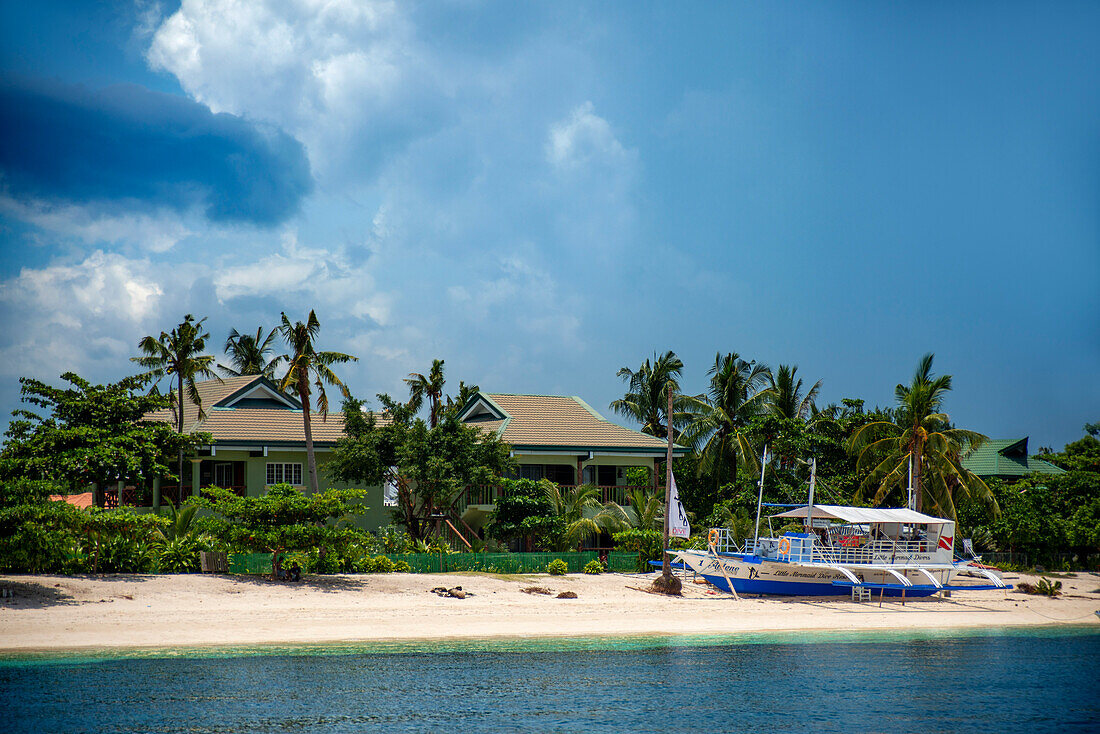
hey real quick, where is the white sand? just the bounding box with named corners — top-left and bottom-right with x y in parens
top-left (1, 571), bottom-right (1097, 652)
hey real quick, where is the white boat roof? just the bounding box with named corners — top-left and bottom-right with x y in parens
top-left (771, 504), bottom-right (950, 525)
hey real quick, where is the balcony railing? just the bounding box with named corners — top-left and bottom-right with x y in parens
top-left (460, 484), bottom-right (654, 509)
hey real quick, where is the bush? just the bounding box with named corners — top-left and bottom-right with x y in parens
top-left (612, 528), bottom-right (663, 572)
top-left (583, 560), bottom-right (603, 575)
top-left (547, 558), bottom-right (568, 575)
top-left (156, 536), bottom-right (202, 573)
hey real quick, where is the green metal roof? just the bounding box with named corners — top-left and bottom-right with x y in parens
top-left (962, 437), bottom-right (1066, 478)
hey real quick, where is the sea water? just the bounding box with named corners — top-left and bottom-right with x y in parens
top-left (2, 626), bottom-right (1097, 733)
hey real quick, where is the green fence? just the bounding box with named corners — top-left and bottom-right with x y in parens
top-left (228, 551), bottom-right (639, 576)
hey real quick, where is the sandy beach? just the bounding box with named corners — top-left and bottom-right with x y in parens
top-left (1, 571), bottom-right (1098, 652)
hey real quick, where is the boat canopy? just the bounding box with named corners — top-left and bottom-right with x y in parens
top-left (771, 504), bottom-right (948, 525)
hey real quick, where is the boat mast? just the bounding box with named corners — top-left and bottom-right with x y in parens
top-left (752, 444), bottom-right (769, 547)
top-left (806, 458), bottom-right (816, 532)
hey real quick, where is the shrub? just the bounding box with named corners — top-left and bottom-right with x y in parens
top-left (583, 560), bottom-right (603, 575)
top-left (156, 536), bottom-right (201, 573)
top-left (612, 528), bottom-right (663, 572)
top-left (392, 559), bottom-right (411, 573)
top-left (547, 558), bottom-right (568, 575)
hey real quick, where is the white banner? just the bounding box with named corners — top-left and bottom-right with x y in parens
top-left (669, 472), bottom-right (691, 539)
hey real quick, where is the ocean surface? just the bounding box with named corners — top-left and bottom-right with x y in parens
top-left (2, 626), bottom-right (1098, 733)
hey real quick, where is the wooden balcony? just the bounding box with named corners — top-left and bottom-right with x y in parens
top-left (460, 484), bottom-right (653, 509)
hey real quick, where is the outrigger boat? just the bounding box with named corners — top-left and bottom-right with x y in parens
top-left (672, 504), bottom-right (1009, 597)
top-left (670, 452), bottom-right (1010, 597)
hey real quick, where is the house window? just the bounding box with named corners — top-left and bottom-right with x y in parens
top-left (519, 464), bottom-right (544, 481)
top-left (266, 463), bottom-right (303, 486)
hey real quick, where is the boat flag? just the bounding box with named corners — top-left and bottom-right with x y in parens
top-left (669, 472), bottom-right (691, 539)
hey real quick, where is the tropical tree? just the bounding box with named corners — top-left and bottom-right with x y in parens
top-left (405, 359), bottom-right (446, 428)
top-left (610, 351), bottom-right (693, 438)
top-left (768, 364), bottom-right (821, 421)
top-left (221, 326), bottom-right (287, 378)
top-left (682, 352), bottom-right (772, 488)
top-left (132, 315), bottom-right (219, 502)
top-left (848, 353), bottom-right (996, 519)
top-left (541, 482), bottom-right (629, 551)
top-left (443, 380), bottom-right (481, 419)
top-left (621, 486), bottom-right (664, 530)
top-left (277, 310), bottom-right (358, 493)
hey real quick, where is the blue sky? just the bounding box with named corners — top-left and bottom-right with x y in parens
top-left (1, 1), bottom-right (1097, 449)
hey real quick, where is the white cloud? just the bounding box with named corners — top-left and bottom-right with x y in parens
top-left (547, 101), bottom-right (633, 170)
top-left (0, 196), bottom-right (193, 253)
top-left (213, 230), bottom-right (392, 326)
top-left (146, 0), bottom-right (428, 179)
top-left (0, 250), bottom-right (167, 380)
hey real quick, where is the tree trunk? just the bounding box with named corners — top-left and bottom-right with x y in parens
top-left (299, 376), bottom-right (318, 493)
top-left (177, 373), bottom-right (185, 507)
top-left (914, 445), bottom-right (923, 513)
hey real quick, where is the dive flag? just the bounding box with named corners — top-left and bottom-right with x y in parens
top-left (938, 534), bottom-right (953, 551)
top-left (669, 472), bottom-right (691, 539)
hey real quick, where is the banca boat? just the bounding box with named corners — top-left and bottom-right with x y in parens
top-left (672, 503), bottom-right (1009, 597)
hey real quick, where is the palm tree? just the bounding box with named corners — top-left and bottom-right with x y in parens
top-left (277, 310), bottom-right (357, 493)
top-left (848, 353), bottom-right (996, 519)
top-left (620, 486), bottom-right (664, 530)
top-left (405, 359), bottom-right (446, 428)
top-left (768, 364), bottom-right (822, 421)
top-left (610, 351), bottom-right (693, 438)
top-left (443, 380), bottom-right (480, 419)
top-left (221, 327), bottom-right (287, 378)
top-left (542, 483), bottom-right (629, 550)
top-left (132, 314), bottom-right (218, 503)
top-left (682, 352), bottom-right (772, 488)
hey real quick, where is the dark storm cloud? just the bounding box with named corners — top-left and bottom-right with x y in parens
top-left (0, 77), bottom-right (312, 225)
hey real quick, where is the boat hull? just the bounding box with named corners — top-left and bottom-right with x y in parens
top-left (675, 550), bottom-right (952, 597)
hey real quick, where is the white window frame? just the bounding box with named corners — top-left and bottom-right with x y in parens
top-left (266, 462), bottom-right (303, 486)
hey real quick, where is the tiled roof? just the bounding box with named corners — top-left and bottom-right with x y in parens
top-left (962, 437), bottom-right (1066, 478)
top-left (468, 393), bottom-right (680, 453)
top-left (145, 375), bottom-right (260, 429)
top-left (145, 375), bottom-right (384, 446)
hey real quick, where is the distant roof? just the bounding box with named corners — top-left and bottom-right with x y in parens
top-left (458, 392), bottom-right (686, 455)
top-left (961, 437), bottom-right (1066, 478)
top-left (145, 375), bottom-right (383, 448)
top-left (771, 504), bottom-right (950, 525)
top-left (49, 492), bottom-right (94, 509)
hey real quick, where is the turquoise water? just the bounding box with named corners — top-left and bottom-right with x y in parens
top-left (3, 627), bottom-right (1098, 732)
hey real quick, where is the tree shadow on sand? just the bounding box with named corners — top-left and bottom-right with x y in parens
top-left (221, 573), bottom-right (370, 593)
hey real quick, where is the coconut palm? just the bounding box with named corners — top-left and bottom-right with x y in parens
top-left (277, 310), bottom-right (357, 493)
top-left (848, 353), bottom-right (996, 519)
top-left (619, 486), bottom-right (664, 530)
top-left (768, 364), bottom-right (821, 421)
top-left (221, 327), bottom-right (287, 378)
top-left (542, 483), bottom-right (629, 550)
top-left (132, 314), bottom-right (218, 504)
top-left (682, 352), bottom-right (772, 488)
top-left (610, 351), bottom-right (694, 438)
top-left (405, 359), bottom-right (446, 428)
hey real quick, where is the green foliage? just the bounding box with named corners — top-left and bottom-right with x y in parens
top-left (1039, 429), bottom-right (1100, 473)
top-left (624, 466), bottom-right (651, 487)
top-left (191, 483), bottom-right (367, 578)
top-left (0, 479), bottom-right (61, 509)
top-left (613, 528), bottom-right (663, 571)
top-left (489, 478), bottom-right (564, 550)
top-left (377, 525), bottom-right (413, 554)
top-left (546, 558), bottom-right (568, 575)
top-left (958, 472), bottom-right (1100, 557)
top-left (329, 396), bottom-right (513, 541)
top-left (1017, 577), bottom-right (1062, 597)
top-left (542, 483), bottom-right (629, 551)
top-left (583, 559), bottom-right (604, 574)
top-left (610, 351), bottom-right (693, 438)
top-left (155, 536), bottom-right (202, 573)
top-left (0, 373), bottom-right (207, 489)
top-left (848, 354), bottom-right (996, 521)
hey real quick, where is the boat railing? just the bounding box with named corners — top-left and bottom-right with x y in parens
top-left (744, 535), bottom-right (939, 565)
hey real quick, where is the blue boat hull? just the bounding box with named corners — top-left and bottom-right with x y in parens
top-left (700, 573), bottom-right (940, 597)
